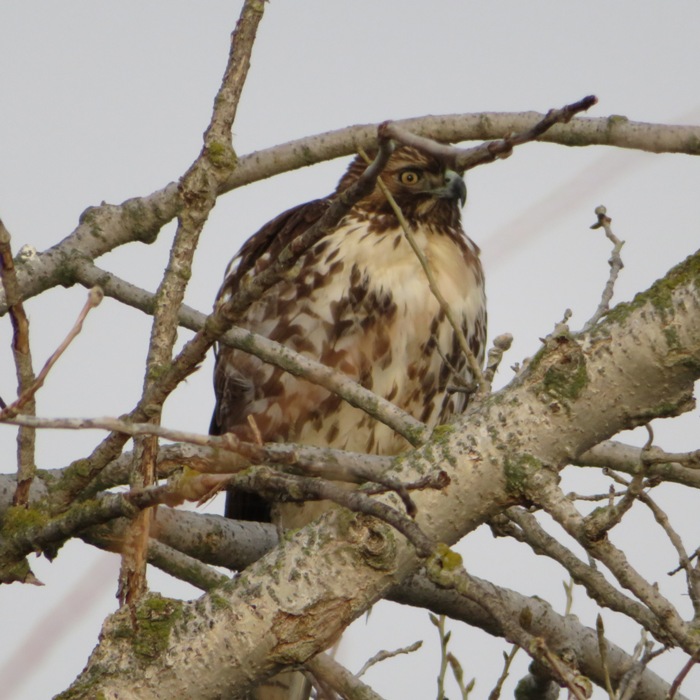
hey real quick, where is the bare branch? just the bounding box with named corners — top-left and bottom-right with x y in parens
top-left (0, 219), bottom-right (37, 507)
top-left (71, 257), bottom-right (429, 446)
top-left (582, 205), bottom-right (625, 331)
top-left (230, 467), bottom-right (437, 558)
top-left (487, 646), bottom-right (519, 700)
top-left (497, 507), bottom-right (661, 635)
top-left (384, 95), bottom-right (599, 172)
top-left (119, 0), bottom-right (267, 607)
top-left (147, 539), bottom-right (229, 592)
top-left (1, 415), bottom-right (397, 488)
top-left (576, 440), bottom-right (700, 489)
top-left (4, 112), bottom-right (700, 318)
top-left (520, 465), bottom-right (690, 650)
top-left (306, 653), bottom-right (386, 700)
top-left (0, 287), bottom-right (102, 420)
top-left (667, 654), bottom-right (699, 700)
top-left (582, 468), bottom-right (644, 540)
top-left (355, 641), bottom-right (423, 679)
top-left (635, 488), bottom-right (700, 616)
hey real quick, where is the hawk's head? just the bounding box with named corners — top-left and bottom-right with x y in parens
top-left (336, 146), bottom-right (466, 231)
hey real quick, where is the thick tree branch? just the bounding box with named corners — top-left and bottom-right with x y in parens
top-left (2, 113), bottom-right (700, 315)
top-left (0, 471), bottom-right (687, 700)
top-left (119, 0), bottom-right (266, 607)
top-left (576, 441), bottom-right (700, 488)
top-left (58, 248), bottom-right (700, 698)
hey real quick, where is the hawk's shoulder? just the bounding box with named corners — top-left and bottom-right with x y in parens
top-left (221, 198), bottom-right (330, 295)
top-left (210, 196), bottom-right (329, 439)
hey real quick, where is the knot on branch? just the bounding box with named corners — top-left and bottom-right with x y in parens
top-left (344, 513), bottom-right (397, 571)
top-left (530, 330), bottom-right (588, 408)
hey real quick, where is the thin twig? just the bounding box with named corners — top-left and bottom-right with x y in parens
top-left (487, 645), bottom-right (519, 700)
top-left (383, 95), bottom-right (598, 172)
top-left (667, 654), bottom-right (698, 700)
top-left (582, 205), bottom-right (625, 331)
top-left (0, 287), bottom-right (103, 420)
top-left (567, 489), bottom-right (628, 502)
top-left (635, 488), bottom-right (700, 615)
top-left (305, 653), bottom-right (386, 700)
top-left (576, 440), bottom-right (700, 489)
top-left (356, 641), bottom-right (423, 678)
top-left (231, 467), bottom-right (437, 558)
top-left (582, 468), bottom-right (643, 540)
top-left (618, 632), bottom-right (665, 700)
top-left (431, 613), bottom-right (451, 700)
top-left (361, 470), bottom-right (450, 518)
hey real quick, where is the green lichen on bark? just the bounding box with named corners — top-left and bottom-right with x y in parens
top-left (207, 141), bottom-right (238, 170)
top-left (126, 594), bottom-right (184, 660)
top-left (528, 332), bottom-right (589, 405)
top-left (504, 453), bottom-right (543, 497)
top-left (599, 248), bottom-right (700, 329)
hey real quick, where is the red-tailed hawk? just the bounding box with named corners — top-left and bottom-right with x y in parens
top-left (211, 146), bottom-right (485, 698)
top-left (211, 146), bottom-right (486, 530)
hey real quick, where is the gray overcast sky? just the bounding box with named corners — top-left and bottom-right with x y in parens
top-left (1, 2), bottom-right (699, 698)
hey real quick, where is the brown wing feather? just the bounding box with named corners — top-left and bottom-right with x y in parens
top-left (224, 198), bottom-right (330, 289)
top-left (210, 198), bottom-right (332, 521)
top-left (210, 198), bottom-right (329, 434)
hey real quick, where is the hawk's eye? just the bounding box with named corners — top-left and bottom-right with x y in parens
top-left (398, 169), bottom-right (421, 186)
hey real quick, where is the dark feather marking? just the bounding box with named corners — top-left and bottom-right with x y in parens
top-left (211, 146), bottom-right (486, 524)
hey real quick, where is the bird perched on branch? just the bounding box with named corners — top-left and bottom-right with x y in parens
top-left (210, 144), bottom-right (486, 699)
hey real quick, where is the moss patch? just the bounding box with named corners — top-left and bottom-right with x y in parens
top-left (504, 453), bottom-right (542, 497)
top-left (132, 594), bottom-right (184, 660)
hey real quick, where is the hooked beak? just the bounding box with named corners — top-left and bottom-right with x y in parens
top-left (434, 169), bottom-right (467, 207)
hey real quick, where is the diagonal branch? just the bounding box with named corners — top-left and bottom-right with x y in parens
top-left (120, 0), bottom-right (266, 606)
top-left (71, 257), bottom-right (428, 445)
top-left (0, 287), bottom-right (103, 420)
top-left (521, 465), bottom-right (688, 648)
